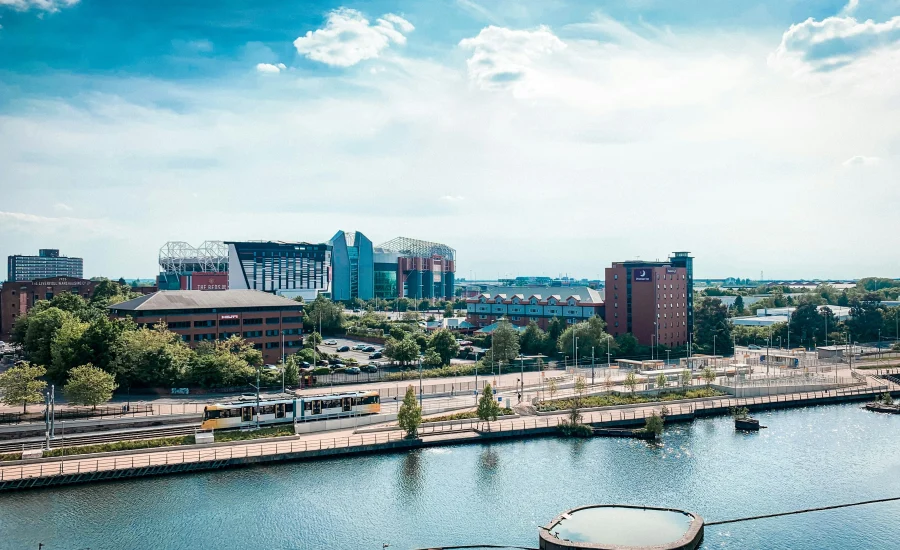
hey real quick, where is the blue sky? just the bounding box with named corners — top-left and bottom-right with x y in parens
top-left (1, 0), bottom-right (899, 280)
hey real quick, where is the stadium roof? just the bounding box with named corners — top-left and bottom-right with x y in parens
top-left (376, 236), bottom-right (455, 261)
top-left (108, 290), bottom-right (303, 311)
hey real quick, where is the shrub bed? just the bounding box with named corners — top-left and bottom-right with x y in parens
top-left (424, 408), bottom-right (514, 423)
top-left (537, 388), bottom-right (725, 412)
top-left (214, 425), bottom-right (295, 443)
top-left (0, 452), bottom-right (23, 462)
top-left (43, 436), bottom-right (194, 458)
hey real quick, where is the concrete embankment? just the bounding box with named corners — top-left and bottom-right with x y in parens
top-left (1, 385), bottom-right (895, 492)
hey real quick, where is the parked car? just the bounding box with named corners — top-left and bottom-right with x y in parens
top-left (328, 357), bottom-right (343, 365)
top-left (238, 392), bottom-right (257, 402)
top-left (345, 366), bottom-right (361, 374)
top-left (316, 359), bottom-right (329, 366)
top-left (337, 345), bottom-right (351, 352)
top-left (301, 361), bottom-right (311, 368)
top-left (324, 340), bottom-right (337, 345)
top-left (353, 343), bottom-right (367, 350)
top-left (364, 364), bottom-right (378, 373)
top-left (748, 344), bottom-right (762, 350)
top-left (363, 346), bottom-right (376, 352)
top-left (369, 351), bottom-right (383, 359)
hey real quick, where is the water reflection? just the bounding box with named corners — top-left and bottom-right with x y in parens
top-left (398, 449), bottom-right (424, 498)
top-left (478, 446), bottom-right (500, 483)
top-left (568, 438), bottom-right (587, 462)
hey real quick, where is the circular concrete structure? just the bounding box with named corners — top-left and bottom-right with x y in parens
top-left (539, 505), bottom-right (704, 550)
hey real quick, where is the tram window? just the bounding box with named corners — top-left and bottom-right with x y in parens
top-left (363, 396), bottom-right (378, 405)
top-left (204, 410), bottom-right (221, 420)
top-left (261, 405), bottom-right (275, 415)
top-left (304, 402), bottom-right (312, 411)
top-left (285, 403), bottom-right (294, 413)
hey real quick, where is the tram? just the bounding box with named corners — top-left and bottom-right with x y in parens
top-left (200, 390), bottom-right (380, 430)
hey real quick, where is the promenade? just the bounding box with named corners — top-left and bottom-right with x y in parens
top-left (2, 375), bottom-right (897, 492)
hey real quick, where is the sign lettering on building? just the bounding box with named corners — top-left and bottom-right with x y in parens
top-left (31, 279), bottom-right (91, 286)
top-left (666, 268), bottom-right (677, 274)
top-left (220, 314), bottom-right (239, 320)
top-left (633, 269), bottom-right (652, 282)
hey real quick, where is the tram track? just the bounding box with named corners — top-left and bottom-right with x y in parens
top-left (0, 424), bottom-right (199, 453)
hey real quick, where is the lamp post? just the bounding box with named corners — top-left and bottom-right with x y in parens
top-left (418, 357), bottom-right (423, 409)
top-left (591, 346), bottom-right (595, 386)
top-left (713, 334), bottom-right (717, 358)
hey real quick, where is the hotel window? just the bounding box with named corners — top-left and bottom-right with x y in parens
top-left (511, 316), bottom-right (520, 321)
top-left (614, 274), bottom-right (618, 280)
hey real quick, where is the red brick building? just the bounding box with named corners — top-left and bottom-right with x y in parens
top-left (0, 276), bottom-right (100, 341)
top-left (108, 290), bottom-right (304, 365)
top-left (605, 261), bottom-right (690, 347)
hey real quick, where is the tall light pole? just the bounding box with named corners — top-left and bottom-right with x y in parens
top-left (591, 346), bottom-right (595, 386)
top-left (713, 334), bottom-right (717, 357)
top-left (418, 357), bottom-right (423, 409)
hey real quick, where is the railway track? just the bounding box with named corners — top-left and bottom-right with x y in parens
top-left (0, 424), bottom-right (199, 453)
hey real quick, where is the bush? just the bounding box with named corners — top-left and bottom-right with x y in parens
top-left (558, 422), bottom-right (593, 437)
top-left (424, 408), bottom-right (514, 423)
top-left (312, 367), bottom-right (331, 375)
top-left (537, 387), bottom-right (724, 412)
top-left (0, 452), bottom-right (23, 462)
top-left (43, 436), bottom-right (193, 457)
top-left (214, 425), bottom-right (294, 442)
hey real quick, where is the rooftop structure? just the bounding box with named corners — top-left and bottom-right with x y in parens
top-left (8, 249), bottom-right (83, 282)
top-left (159, 241), bottom-right (229, 274)
top-left (376, 236), bottom-right (455, 261)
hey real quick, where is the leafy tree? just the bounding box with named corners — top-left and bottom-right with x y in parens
top-left (429, 329), bottom-right (460, 365)
top-left (0, 362), bottom-right (47, 412)
top-left (694, 297), bottom-right (733, 355)
top-left (615, 333), bottom-right (639, 357)
top-left (78, 316), bottom-right (135, 374)
top-left (733, 295), bottom-right (745, 315)
top-left (46, 292), bottom-right (91, 321)
top-left (655, 372), bottom-right (668, 390)
top-left (443, 303), bottom-right (454, 318)
top-left (491, 320), bottom-right (520, 365)
top-left (520, 321), bottom-right (547, 356)
top-left (397, 385), bottom-right (422, 438)
top-left (847, 294), bottom-right (884, 342)
top-left (111, 323), bottom-right (192, 387)
top-left (304, 331), bottom-right (323, 349)
top-left (24, 307), bottom-right (74, 367)
top-left (90, 279), bottom-right (141, 307)
top-left (569, 375), bottom-right (587, 426)
top-left (547, 378), bottom-right (558, 399)
top-left (558, 316), bottom-right (617, 362)
top-left (680, 369), bottom-right (692, 388)
top-left (624, 371), bottom-right (638, 394)
top-left (303, 296), bottom-right (345, 334)
top-left (477, 383), bottom-right (501, 428)
top-left (284, 359), bottom-right (300, 386)
top-left (384, 335), bottom-right (420, 366)
top-left (64, 364), bottom-right (118, 409)
top-left (186, 338), bottom-right (258, 388)
top-left (396, 298), bottom-right (411, 312)
top-left (545, 317), bottom-right (564, 355)
top-left (49, 315), bottom-right (90, 382)
top-left (644, 411), bottom-right (664, 436)
top-left (418, 300), bottom-right (431, 312)
top-left (422, 349), bottom-right (443, 368)
top-left (701, 366), bottom-right (716, 386)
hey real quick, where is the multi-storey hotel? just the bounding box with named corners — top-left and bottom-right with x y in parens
top-left (7, 249), bottom-right (83, 282)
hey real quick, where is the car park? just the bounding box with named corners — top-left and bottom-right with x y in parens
top-left (364, 365), bottom-right (378, 373)
top-left (337, 345), bottom-right (351, 352)
top-left (345, 366), bottom-right (361, 374)
top-left (369, 351), bottom-right (383, 359)
top-left (324, 340), bottom-right (337, 345)
top-left (363, 346), bottom-right (376, 352)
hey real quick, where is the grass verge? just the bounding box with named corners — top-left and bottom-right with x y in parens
top-left (424, 408), bottom-right (514, 423)
top-left (213, 425), bottom-right (295, 442)
top-left (538, 388), bottom-right (725, 412)
top-left (42, 436), bottom-right (194, 458)
top-left (0, 452), bottom-right (23, 462)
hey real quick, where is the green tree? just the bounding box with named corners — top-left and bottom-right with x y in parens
top-left (385, 335), bottom-right (420, 366)
top-left (418, 300), bottom-right (431, 312)
top-left (491, 320), bottom-right (520, 365)
top-left (48, 315), bottom-right (90, 382)
top-left (680, 369), bottom-right (692, 388)
top-left (694, 297), bottom-right (733, 355)
top-left (187, 339), bottom-right (257, 388)
top-left (303, 296), bottom-right (345, 334)
top-left (558, 316), bottom-right (617, 361)
top-left (23, 307), bottom-right (74, 367)
top-left (90, 279), bottom-right (140, 307)
top-left (655, 372), bottom-right (668, 390)
top-left (111, 323), bottom-right (192, 387)
top-left (477, 383), bottom-right (501, 428)
top-left (78, 316), bottom-right (136, 374)
top-left (422, 349), bottom-right (443, 368)
top-left (0, 362), bottom-right (47, 412)
top-left (644, 411), bottom-right (664, 436)
top-left (428, 329), bottom-right (460, 365)
top-left (569, 375), bottom-right (587, 426)
top-left (847, 293), bottom-right (884, 342)
top-left (46, 292), bottom-right (91, 320)
top-left (615, 333), bottom-right (639, 357)
top-left (701, 366), bottom-right (716, 387)
top-left (304, 331), bottom-right (323, 349)
top-left (624, 371), bottom-right (638, 394)
top-left (397, 385), bottom-right (422, 438)
top-left (547, 377), bottom-right (558, 399)
top-left (520, 321), bottom-right (547, 356)
top-left (283, 359), bottom-right (300, 386)
top-left (443, 303), bottom-right (454, 318)
top-left (64, 364), bottom-right (118, 409)
top-left (733, 295), bottom-right (745, 315)
top-left (545, 317), bottom-right (564, 355)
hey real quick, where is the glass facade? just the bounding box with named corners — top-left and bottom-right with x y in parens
top-left (374, 264), bottom-right (397, 299)
top-left (8, 250), bottom-right (83, 282)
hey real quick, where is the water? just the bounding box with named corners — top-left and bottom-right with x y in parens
top-left (550, 506), bottom-right (694, 546)
top-left (1, 403), bottom-right (899, 550)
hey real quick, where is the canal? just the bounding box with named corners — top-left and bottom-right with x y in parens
top-left (1, 402), bottom-right (898, 549)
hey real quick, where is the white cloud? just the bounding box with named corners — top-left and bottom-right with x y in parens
top-left (770, 14), bottom-right (900, 73)
top-left (53, 202), bottom-right (72, 212)
top-left (0, 0), bottom-right (78, 12)
top-left (842, 155), bottom-right (881, 166)
top-left (293, 8), bottom-right (414, 67)
top-left (841, 0), bottom-right (859, 15)
top-left (458, 25), bottom-right (566, 91)
top-left (0, 211), bottom-right (120, 237)
top-left (255, 62), bottom-right (284, 74)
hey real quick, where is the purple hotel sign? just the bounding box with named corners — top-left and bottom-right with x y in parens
top-left (633, 269), bottom-right (652, 282)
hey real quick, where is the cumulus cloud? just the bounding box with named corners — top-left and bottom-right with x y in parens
top-left (842, 155), bottom-right (881, 166)
top-left (458, 26), bottom-right (566, 91)
top-left (293, 8), bottom-right (414, 67)
top-left (53, 202), bottom-right (73, 212)
top-left (0, 211), bottom-right (119, 236)
top-left (0, 0), bottom-right (78, 12)
top-left (770, 14), bottom-right (900, 72)
top-left (256, 62), bottom-right (286, 74)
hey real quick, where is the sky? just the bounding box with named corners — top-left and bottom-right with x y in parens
top-left (1, 0), bottom-right (899, 281)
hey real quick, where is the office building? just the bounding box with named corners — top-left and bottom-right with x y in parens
top-left (329, 231), bottom-right (374, 301)
top-left (226, 241), bottom-right (331, 301)
top-left (605, 251), bottom-right (694, 348)
top-left (7, 249), bottom-right (83, 282)
top-left (465, 286), bottom-right (604, 330)
top-left (157, 241), bottom-right (229, 291)
top-left (108, 290), bottom-right (305, 365)
top-left (0, 276), bottom-right (99, 340)
top-left (376, 237), bottom-right (456, 300)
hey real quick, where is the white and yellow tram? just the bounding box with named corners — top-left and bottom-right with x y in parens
top-left (200, 390), bottom-right (380, 430)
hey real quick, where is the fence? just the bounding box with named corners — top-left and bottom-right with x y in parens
top-left (0, 405), bottom-right (156, 426)
top-left (0, 382), bottom-right (889, 483)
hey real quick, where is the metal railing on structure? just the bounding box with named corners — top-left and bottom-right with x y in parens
top-left (0, 383), bottom-right (888, 483)
top-left (0, 405), bottom-right (156, 426)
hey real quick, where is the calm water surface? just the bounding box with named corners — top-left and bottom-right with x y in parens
top-left (1, 403), bottom-right (899, 550)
